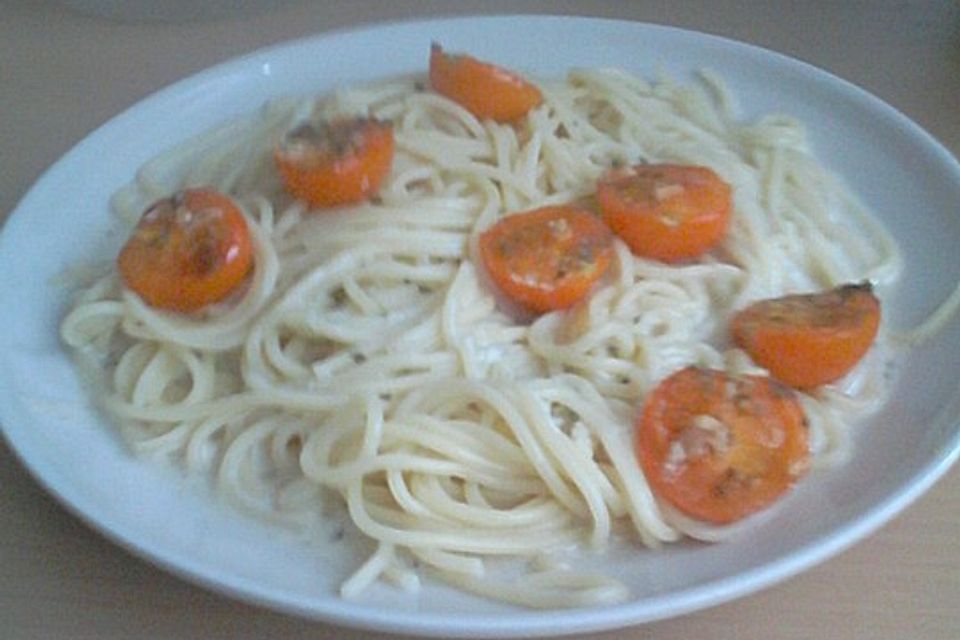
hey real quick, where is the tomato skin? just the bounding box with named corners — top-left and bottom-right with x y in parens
top-left (429, 43), bottom-right (542, 122)
top-left (117, 188), bottom-right (254, 313)
top-left (274, 118), bottom-right (394, 208)
top-left (478, 205), bottom-right (614, 314)
top-left (597, 164), bottom-right (732, 262)
top-left (636, 367), bottom-right (810, 525)
top-left (732, 283), bottom-right (881, 389)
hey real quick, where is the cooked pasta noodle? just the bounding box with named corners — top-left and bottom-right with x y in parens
top-left (61, 65), bottom-right (907, 608)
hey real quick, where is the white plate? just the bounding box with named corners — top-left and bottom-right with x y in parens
top-left (2, 15), bottom-right (960, 638)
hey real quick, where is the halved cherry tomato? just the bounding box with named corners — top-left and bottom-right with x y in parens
top-left (597, 164), bottom-right (732, 262)
top-left (117, 188), bottom-right (254, 313)
top-left (429, 43), bottom-right (542, 122)
top-left (478, 205), bottom-right (614, 314)
top-left (636, 366), bottom-right (810, 525)
top-left (274, 117), bottom-right (394, 208)
top-left (732, 282), bottom-right (881, 389)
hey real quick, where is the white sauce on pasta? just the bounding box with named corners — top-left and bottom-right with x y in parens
top-left (61, 66), bottom-right (906, 608)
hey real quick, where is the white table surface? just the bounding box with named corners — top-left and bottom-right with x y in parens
top-left (2, 1), bottom-right (959, 638)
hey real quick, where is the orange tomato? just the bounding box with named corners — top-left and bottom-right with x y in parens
top-left (429, 43), bottom-right (542, 122)
top-left (117, 188), bottom-right (254, 313)
top-left (597, 164), bottom-right (732, 262)
top-left (731, 283), bottom-right (881, 389)
top-left (274, 117), bottom-right (394, 208)
top-left (478, 205), bottom-right (614, 314)
top-left (636, 366), bottom-right (810, 525)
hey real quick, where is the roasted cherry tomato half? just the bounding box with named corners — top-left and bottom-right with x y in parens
top-left (478, 205), bottom-right (614, 314)
top-left (636, 366), bottom-right (810, 525)
top-left (732, 282), bottom-right (881, 389)
top-left (429, 43), bottom-right (542, 122)
top-left (117, 187), bottom-right (254, 313)
top-left (274, 117), bottom-right (394, 208)
top-left (597, 163), bottom-right (732, 262)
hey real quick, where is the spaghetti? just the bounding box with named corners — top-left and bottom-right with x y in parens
top-left (60, 64), bottom-right (904, 608)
